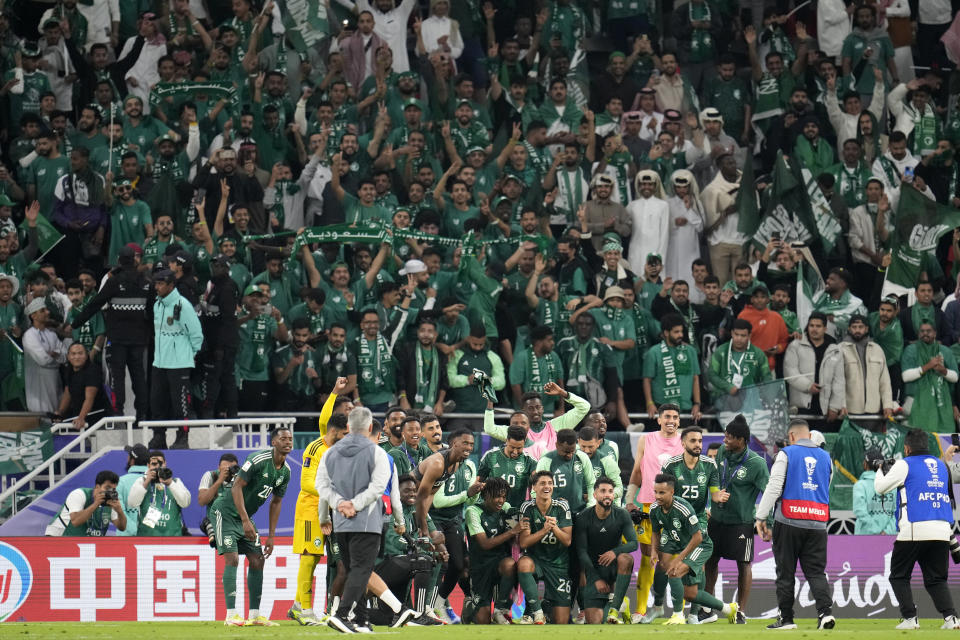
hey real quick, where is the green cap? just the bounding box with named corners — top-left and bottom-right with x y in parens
top-left (403, 97), bottom-right (424, 111)
top-left (491, 195), bottom-right (509, 210)
top-left (601, 240), bottom-right (622, 254)
top-left (465, 145), bottom-right (485, 156)
top-left (0, 193), bottom-right (15, 207)
top-left (243, 284), bottom-right (266, 296)
top-left (398, 70), bottom-right (419, 81)
top-left (456, 99), bottom-right (472, 109)
top-left (157, 133), bottom-right (176, 144)
top-left (113, 178), bottom-right (133, 188)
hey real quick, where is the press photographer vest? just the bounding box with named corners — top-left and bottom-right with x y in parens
top-left (56, 488), bottom-right (111, 536)
top-left (897, 456), bottom-right (953, 528)
top-left (780, 445), bottom-right (831, 522)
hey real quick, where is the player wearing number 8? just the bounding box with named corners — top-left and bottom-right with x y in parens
top-left (211, 427), bottom-right (293, 627)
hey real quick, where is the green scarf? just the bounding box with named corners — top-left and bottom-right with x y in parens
top-left (358, 332), bottom-right (391, 387)
top-left (527, 348), bottom-right (560, 396)
top-left (557, 166), bottom-right (586, 223)
top-left (911, 340), bottom-right (952, 431)
top-left (660, 341), bottom-right (683, 400)
top-left (907, 103), bottom-right (938, 156)
top-left (911, 303), bottom-right (936, 334)
top-left (794, 137), bottom-right (835, 176)
top-left (414, 343), bottom-right (439, 408)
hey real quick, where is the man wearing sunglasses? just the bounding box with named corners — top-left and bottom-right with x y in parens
top-left (105, 176), bottom-right (153, 265)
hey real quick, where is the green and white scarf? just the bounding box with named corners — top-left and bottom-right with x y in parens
top-left (414, 343), bottom-right (439, 407)
top-left (556, 166), bottom-right (586, 224)
top-left (660, 341), bottom-right (683, 401)
top-left (911, 340), bottom-right (951, 428)
top-left (527, 348), bottom-right (560, 395)
top-left (358, 332), bottom-right (391, 387)
top-left (907, 103), bottom-right (938, 155)
top-left (688, 1), bottom-right (713, 62)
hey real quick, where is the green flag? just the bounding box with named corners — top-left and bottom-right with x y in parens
top-left (1, 333), bottom-right (24, 409)
top-left (883, 184), bottom-right (960, 297)
top-left (795, 246), bottom-right (825, 330)
top-left (747, 153), bottom-right (839, 253)
top-left (735, 151), bottom-right (759, 237)
top-left (275, 0), bottom-right (330, 54)
top-left (19, 213), bottom-right (64, 260)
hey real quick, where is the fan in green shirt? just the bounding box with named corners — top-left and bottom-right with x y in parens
top-left (23, 136), bottom-right (70, 219)
top-left (250, 255), bottom-right (301, 316)
top-left (389, 416), bottom-right (428, 477)
top-left (235, 286), bottom-right (286, 387)
top-left (106, 180), bottom-right (152, 264)
top-left (868, 298), bottom-right (903, 367)
top-left (557, 312), bottom-right (619, 408)
top-left (464, 478), bottom-right (522, 624)
top-left (706, 318), bottom-right (773, 402)
top-left (4, 52), bottom-right (51, 130)
top-left (642, 314), bottom-right (702, 417)
top-left (66, 283), bottom-right (105, 354)
top-left (649, 473), bottom-right (738, 621)
top-left (574, 477), bottom-right (638, 623)
top-left (351, 308), bottom-right (398, 408)
top-left (510, 325), bottom-right (566, 411)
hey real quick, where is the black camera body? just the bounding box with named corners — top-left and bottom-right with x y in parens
top-left (228, 464), bottom-right (242, 479)
top-left (102, 488), bottom-right (119, 502)
top-left (156, 467), bottom-right (174, 482)
top-left (868, 456), bottom-right (896, 475)
top-left (630, 508), bottom-right (650, 525)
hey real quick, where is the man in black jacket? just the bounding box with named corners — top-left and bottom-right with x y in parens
top-left (198, 255), bottom-right (239, 418)
top-left (66, 246), bottom-right (151, 421)
top-left (395, 318), bottom-right (449, 416)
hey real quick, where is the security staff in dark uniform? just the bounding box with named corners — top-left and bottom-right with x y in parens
top-left (67, 246), bottom-right (152, 421)
top-left (198, 255), bottom-right (238, 418)
top-left (755, 419), bottom-right (835, 630)
top-left (875, 428), bottom-right (959, 630)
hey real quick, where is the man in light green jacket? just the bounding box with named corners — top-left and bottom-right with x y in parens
top-left (150, 270), bottom-right (203, 449)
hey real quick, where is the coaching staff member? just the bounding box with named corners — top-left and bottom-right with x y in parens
top-left (755, 419), bottom-right (835, 630)
top-left (875, 428), bottom-right (959, 630)
top-left (316, 406), bottom-right (403, 634)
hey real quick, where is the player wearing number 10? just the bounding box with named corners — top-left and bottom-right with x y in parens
top-left (212, 427), bottom-right (294, 627)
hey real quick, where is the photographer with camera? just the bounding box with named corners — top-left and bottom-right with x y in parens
top-left (874, 428), bottom-right (960, 630)
top-left (198, 453), bottom-right (240, 546)
top-left (46, 470), bottom-right (127, 536)
top-left (127, 450), bottom-right (192, 536)
top-left (272, 317), bottom-right (322, 416)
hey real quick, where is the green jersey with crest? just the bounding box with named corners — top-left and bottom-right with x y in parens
top-left (519, 498), bottom-right (573, 569)
top-left (465, 501), bottom-right (515, 566)
top-left (478, 447), bottom-right (538, 507)
top-left (660, 454), bottom-right (720, 515)
top-left (430, 459), bottom-right (478, 524)
top-left (535, 449), bottom-right (596, 513)
top-left (212, 449), bottom-right (290, 518)
top-left (649, 495), bottom-right (708, 554)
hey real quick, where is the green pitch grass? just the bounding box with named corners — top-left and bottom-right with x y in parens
top-left (2, 619), bottom-right (953, 639)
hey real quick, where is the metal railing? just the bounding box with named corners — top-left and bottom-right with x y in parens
top-left (0, 416), bottom-right (136, 518)
top-left (138, 417), bottom-right (297, 449)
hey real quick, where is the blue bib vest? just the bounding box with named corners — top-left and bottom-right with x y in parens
top-left (896, 456), bottom-right (953, 529)
top-left (780, 445), bottom-right (831, 522)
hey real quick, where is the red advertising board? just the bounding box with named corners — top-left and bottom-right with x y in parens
top-left (0, 537), bottom-right (318, 622)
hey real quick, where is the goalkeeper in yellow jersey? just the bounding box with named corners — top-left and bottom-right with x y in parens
top-left (288, 377), bottom-right (349, 625)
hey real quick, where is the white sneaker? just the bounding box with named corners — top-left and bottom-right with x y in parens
top-left (687, 614), bottom-right (700, 625)
top-left (533, 610), bottom-right (546, 625)
top-left (942, 616), bottom-right (960, 630)
top-left (574, 610), bottom-right (586, 624)
top-left (432, 606), bottom-right (452, 624)
top-left (425, 609), bottom-right (447, 624)
top-left (493, 609), bottom-right (511, 625)
top-left (639, 605), bottom-right (664, 624)
top-left (896, 617), bottom-right (920, 630)
top-left (514, 614), bottom-right (534, 625)
top-left (631, 613), bottom-right (645, 624)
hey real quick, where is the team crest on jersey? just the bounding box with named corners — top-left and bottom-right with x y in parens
top-left (574, 461), bottom-right (583, 473)
top-left (314, 537), bottom-right (323, 547)
top-left (515, 461), bottom-right (525, 472)
top-left (672, 519), bottom-right (681, 529)
top-left (275, 477), bottom-right (283, 486)
top-left (677, 352), bottom-right (687, 362)
top-left (362, 369), bottom-right (373, 381)
top-left (224, 536), bottom-right (233, 545)
top-left (697, 473), bottom-right (706, 484)
top-left (736, 468), bottom-right (747, 479)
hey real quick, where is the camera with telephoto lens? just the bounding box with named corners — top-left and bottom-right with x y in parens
top-left (156, 467), bottom-right (173, 482)
top-left (200, 517), bottom-right (216, 547)
top-left (630, 508), bottom-right (650, 525)
top-left (102, 489), bottom-right (118, 502)
top-left (866, 448), bottom-right (896, 475)
top-left (227, 464), bottom-right (241, 479)
top-left (403, 534), bottom-right (437, 572)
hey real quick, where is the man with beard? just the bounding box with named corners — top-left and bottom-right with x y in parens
top-left (316, 324), bottom-right (356, 402)
top-left (793, 116), bottom-right (836, 179)
top-left (901, 320), bottom-right (959, 433)
top-left (642, 314), bottom-right (702, 420)
top-left (841, 4), bottom-right (898, 106)
top-left (657, 427), bottom-right (727, 623)
top-left (148, 129), bottom-right (199, 182)
top-left (784, 312), bottom-right (845, 419)
top-left (349, 310), bottom-right (398, 413)
top-left (526, 256), bottom-right (579, 342)
top-left (51, 147), bottom-right (108, 273)
top-left (510, 325), bottom-right (565, 410)
top-left (198, 254), bottom-right (238, 418)
top-left (652, 278), bottom-right (698, 343)
top-left (69, 105), bottom-right (107, 152)
top-left (331, 153), bottom-right (391, 225)
top-left (105, 178), bottom-right (152, 265)
top-left (702, 152), bottom-right (744, 287)
top-left (24, 129), bottom-right (69, 220)
top-left (141, 214), bottom-right (185, 268)
top-left (446, 324), bottom-right (507, 421)
top-left (900, 280), bottom-right (947, 343)
top-left (873, 132), bottom-right (919, 196)
top-left (839, 315), bottom-right (894, 420)
top-left (537, 80), bottom-right (583, 155)
top-left (123, 95), bottom-right (174, 155)
top-left (770, 284), bottom-right (800, 338)
top-left (707, 318), bottom-right (772, 405)
top-left (829, 139), bottom-right (873, 208)
top-left (825, 67), bottom-right (885, 149)
top-left (592, 51), bottom-right (640, 114)
top-left (626, 171), bottom-right (669, 275)
top-left (272, 318), bottom-right (322, 416)
top-left (447, 99), bottom-right (491, 160)
top-left (396, 318), bottom-right (448, 415)
top-left (703, 55), bottom-right (752, 147)
top-left (869, 295), bottom-right (904, 393)
top-left (812, 267), bottom-right (867, 338)
top-left (624, 403), bottom-right (685, 621)
top-left (301, 243), bottom-right (390, 327)
top-left (193, 147), bottom-right (265, 227)
top-left (556, 312), bottom-right (619, 411)
top-left (91, 120), bottom-right (143, 177)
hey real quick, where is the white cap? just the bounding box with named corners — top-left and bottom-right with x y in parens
top-left (399, 259), bottom-right (427, 276)
top-left (810, 430), bottom-right (826, 448)
top-left (0, 272), bottom-right (18, 296)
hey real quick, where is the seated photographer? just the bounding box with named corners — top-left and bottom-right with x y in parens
top-left (198, 453), bottom-right (240, 546)
top-left (369, 474), bottom-right (446, 627)
top-left (45, 470), bottom-right (127, 536)
top-left (127, 450), bottom-right (192, 536)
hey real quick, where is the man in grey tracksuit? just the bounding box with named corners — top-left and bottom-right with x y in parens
top-left (317, 406), bottom-right (403, 633)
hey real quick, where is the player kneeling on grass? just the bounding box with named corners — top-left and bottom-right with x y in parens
top-left (212, 427), bottom-right (294, 627)
top-left (650, 472), bottom-right (738, 625)
top-left (369, 474), bottom-right (445, 627)
top-left (465, 477), bottom-right (524, 624)
top-left (516, 470), bottom-right (574, 624)
top-left (575, 477), bottom-right (637, 624)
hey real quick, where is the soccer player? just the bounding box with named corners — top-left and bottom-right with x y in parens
top-left (574, 477), bottom-right (637, 624)
top-left (212, 426), bottom-right (294, 627)
top-left (484, 381), bottom-right (591, 459)
top-left (389, 415), bottom-right (427, 476)
top-left (649, 473), bottom-right (739, 625)
top-left (372, 474), bottom-right (444, 626)
top-left (477, 423), bottom-right (538, 507)
top-left (536, 428), bottom-right (596, 514)
top-left (649, 427), bottom-right (729, 624)
top-left (577, 426), bottom-right (622, 503)
top-left (413, 428), bottom-right (475, 535)
top-left (289, 378), bottom-right (350, 626)
top-left (516, 470), bottom-right (574, 624)
top-left (625, 403), bottom-right (684, 621)
top-left (465, 477), bottom-right (523, 624)
top-left (585, 410), bottom-right (619, 463)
